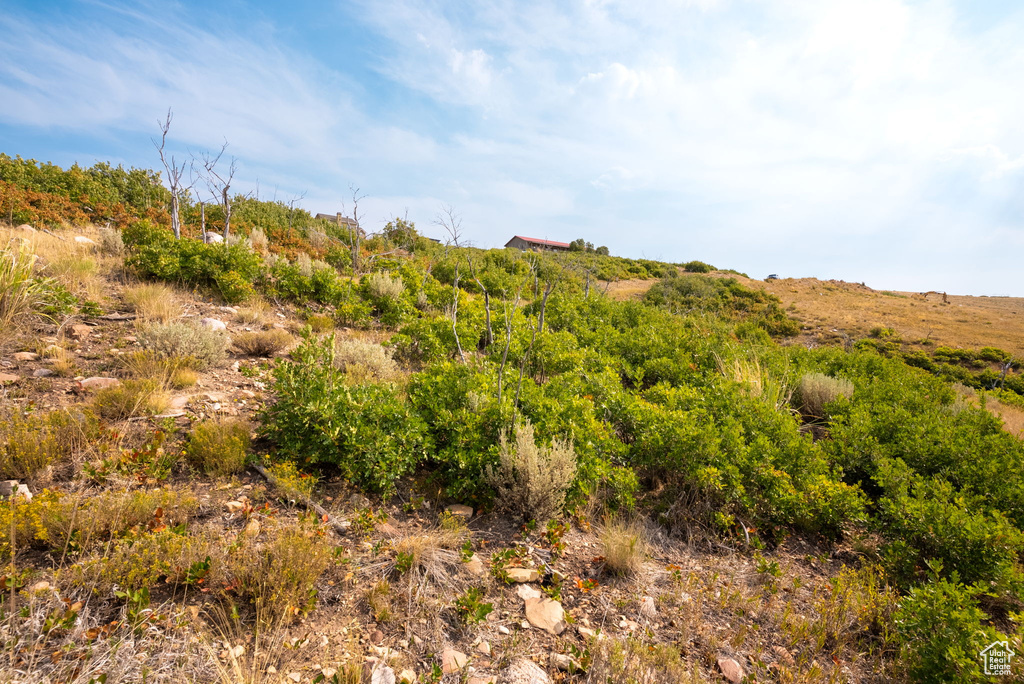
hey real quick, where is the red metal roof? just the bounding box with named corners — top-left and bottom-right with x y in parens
top-left (511, 235), bottom-right (571, 248)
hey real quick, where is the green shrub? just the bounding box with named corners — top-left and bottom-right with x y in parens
top-left (231, 328), bottom-right (293, 357)
top-left (186, 418), bottom-right (251, 476)
top-left (484, 419), bottom-right (576, 521)
top-left (137, 321), bottom-right (228, 368)
top-left (794, 372), bottom-right (854, 419)
top-left (261, 334), bottom-right (430, 494)
top-left (681, 260), bottom-right (714, 273)
top-left (306, 313), bottom-right (334, 332)
top-left (894, 571), bottom-right (1006, 684)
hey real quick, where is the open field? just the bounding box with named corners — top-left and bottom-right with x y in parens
top-left (608, 274), bottom-right (1024, 358)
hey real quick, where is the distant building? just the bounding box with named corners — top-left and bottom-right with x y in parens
top-left (505, 235), bottom-right (571, 252)
top-left (315, 212), bottom-right (363, 237)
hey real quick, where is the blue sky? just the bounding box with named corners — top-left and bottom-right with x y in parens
top-left (2, 0), bottom-right (1023, 295)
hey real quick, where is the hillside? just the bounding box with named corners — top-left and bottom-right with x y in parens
top-left (2, 155), bottom-right (1024, 684)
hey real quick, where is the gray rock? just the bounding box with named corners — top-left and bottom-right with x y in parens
top-left (200, 317), bottom-right (227, 331)
top-left (371, 664), bottom-right (396, 684)
top-left (0, 481), bottom-right (18, 497)
top-left (203, 232), bottom-right (224, 244)
top-left (32, 368), bottom-right (53, 378)
top-left (497, 658), bottom-right (549, 684)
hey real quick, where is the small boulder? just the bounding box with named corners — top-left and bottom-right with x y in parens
top-left (69, 324), bottom-right (92, 340)
top-left (225, 501), bottom-right (245, 513)
top-left (200, 318), bottom-right (227, 331)
top-left (0, 373), bottom-right (19, 385)
top-left (497, 658), bottom-right (549, 684)
top-left (371, 664), bottom-right (396, 684)
top-left (441, 649), bottom-right (468, 674)
top-left (16, 224), bottom-right (35, 233)
top-left (716, 657), bottom-right (744, 684)
top-left (516, 584), bottom-right (542, 601)
top-left (505, 567), bottom-right (541, 583)
top-left (0, 481), bottom-right (18, 497)
top-left (524, 597), bottom-right (567, 635)
top-left (397, 670), bottom-right (416, 684)
top-left (549, 653), bottom-right (581, 672)
top-left (28, 581), bottom-right (51, 594)
top-left (32, 368), bottom-right (54, 378)
top-left (465, 553), bottom-right (486, 577)
top-left (476, 640), bottom-right (491, 656)
top-left (446, 504), bottom-right (474, 519)
top-left (203, 232), bottom-right (224, 244)
top-left (77, 377), bottom-right (120, 391)
top-left (243, 519), bottom-right (261, 537)
top-left (12, 352), bottom-right (38, 362)
top-left (639, 596), bottom-right (657, 618)
top-left (14, 484), bottom-right (32, 501)
top-left (74, 236), bottom-right (97, 247)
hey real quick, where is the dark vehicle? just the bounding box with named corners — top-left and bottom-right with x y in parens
top-left (766, 274), bottom-right (779, 280)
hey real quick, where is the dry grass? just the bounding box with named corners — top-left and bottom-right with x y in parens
top-left (0, 239), bottom-right (50, 331)
top-left (235, 298), bottom-right (271, 325)
top-left (232, 328), bottom-right (294, 357)
top-left (138, 322), bottom-right (228, 368)
top-left (40, 342), bottom-right (79, 377)
top-left (365, 526), bottom-right (469, 600)
top-left (334, 336), bottom-right (400, 382)
top-left (484, 419), bottom-right (576, 522)
top-left (92, 378), bottom-right (170, 420)
top-left (599, 517), bottom-right (650, 578)
top-left (794, 372), bottom-right (854, 420)
top-left (120, 349), bottom-right (200, 388)
top-left (123, 282), bottom-right (182, 323)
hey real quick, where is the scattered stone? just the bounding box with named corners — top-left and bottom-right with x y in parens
top-left (0, 373), bottom-right (20, 385)
top-left (12, 352), bottom-right (38, 362)
top-left (267, 666), bottom-right (277, 674)
top-left (15, 484), bottom-right (32, 501)
top-left (200, 318), bottom-right (227, 331)
top-left (716, 657), bottom-right (744, 684)
top-left (772, 645), bottom-right (795, 666)
top-left (639, 596), bottom-right (657, 618)
top-left (0, 481), bottom-right (17, 497)
top-left (505, 567), bottom-right (541, 583)
top-left (520, 620), bottom-right (531, 630)
top-left (498, 625), bottom-right (511, 635)
top-left (397, 670), bottom-right (416, 684)
top-left (286, 673), bottom-right (301, 683)
top-left (203, 232), bottom-right (224, 244)
top-left (441, 649), bottom-right (468, 674)
top-left (468, 677), bottom-right (496, 684)
top-left (476, 640), bottom-right (491, 656)
top-left (516, 584), bottom-right (542, 601)
top-left (578, 626), bottom-right (597, 639)
top-left (28, 581), bottom-right (51, 594)
top-left (549, 654), bottom-right (581, 672)
top-left (446, 504), bottom-right (473, 519)
top-left (219, 306), bottom-right (239, 315)
top-left (32, 368), bottom-right (53, 378)
top-left (497, 658), bottom-right (549, 684)
top-left (69, 324), bottom-right (92, 340)
top-left (74, 236), bottom-right (97, 247)
top-left (371, 629), bottom-right (384, 644)
top-left (465, 553), bottom-right (486, 577)
top-left (16, 224), bottom-right (35, 233)
top-left (243, 519), bottom-right (261, 537)
top-left (77, 377), bottom-right (119, 391)
top-left (525, 597), bottom-right (566, 635)
top-left (225, 501), bottom-right (245, 513)
top-left (371, 663), bottom-right (396, 684)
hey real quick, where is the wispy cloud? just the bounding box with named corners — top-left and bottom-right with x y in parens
top-left (0, 0), bottom-right (1022, 293)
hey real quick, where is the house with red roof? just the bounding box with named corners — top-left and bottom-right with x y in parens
top-left (504, 235), bottom-right (571, 252)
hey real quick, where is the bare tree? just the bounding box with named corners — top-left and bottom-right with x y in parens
top-left (496, 286), bottom-right (523, 406)
top-left (434, 204), bottom-right (463, 254)
top-left (153, 109), bottom-right (190, 239)
top-left (468, 254), bottom-right (494, 347)
top-left (451, 261), bottom-right (466, 362)
top-left (346, 185), bottom-right (366, 273)
top-left (287, 191), bottom-right (306, 236)
top-left (201, 141), bottom-right (237, 242)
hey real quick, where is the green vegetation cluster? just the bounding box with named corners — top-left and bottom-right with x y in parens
top-left (4, 155), bottom-right (1024, 682)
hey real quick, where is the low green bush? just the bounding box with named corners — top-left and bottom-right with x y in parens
top-left (261, 334), bottom-right (431, 494)
top-left (186, 418), bottom-right (251, 476)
